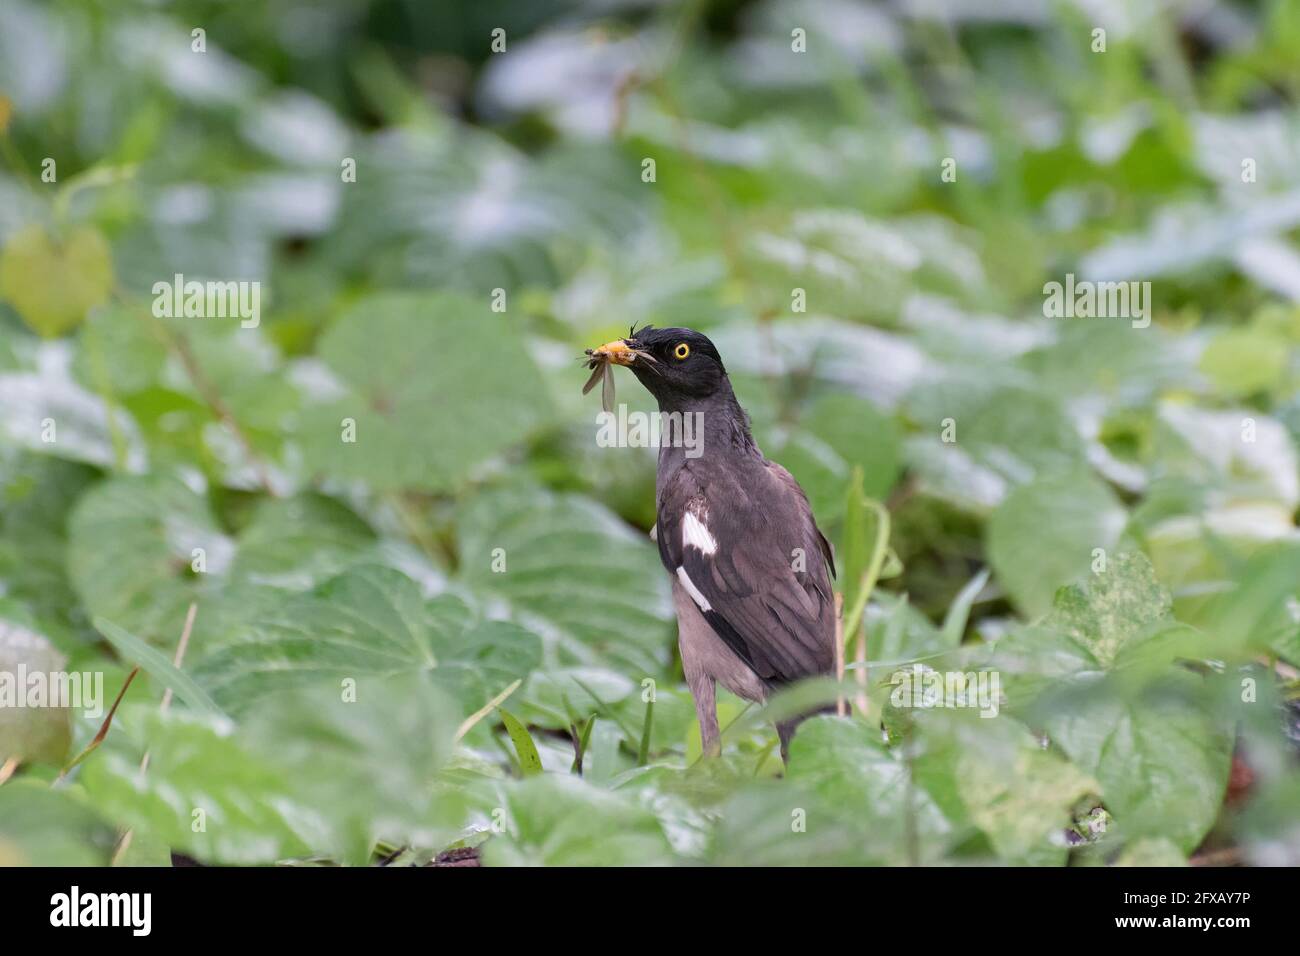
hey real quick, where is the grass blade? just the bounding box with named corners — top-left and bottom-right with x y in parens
top-left (499, 708), bottom-right (543, 776)
top-left (941, 568), bottom-right (990, 647)
top-left (454, 678), bottom-right (522, 743)
top-left (93, 616), bottom-right (224, 718)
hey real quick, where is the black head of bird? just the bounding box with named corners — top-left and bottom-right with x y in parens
top-left (587, 326), bottom-right (729, 410)
top-left (584, 325), bottom-right (837, 765)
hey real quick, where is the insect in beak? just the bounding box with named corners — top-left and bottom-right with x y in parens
top-left (582, 356), bottom-right (618, 414)
top-left (587, 339), bottom-right (636, 366)
top-left (582, 339), bottom-right (659, 414)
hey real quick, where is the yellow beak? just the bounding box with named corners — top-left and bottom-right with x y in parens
top-left (592, 339), bottom-right (635, 366)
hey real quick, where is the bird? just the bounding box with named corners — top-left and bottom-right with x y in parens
top-left (585, 326), bottom-right (837, 763)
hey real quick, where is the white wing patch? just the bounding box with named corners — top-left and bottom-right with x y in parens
top-left (676, 567), bottom-right (712, 612)
top-left (682, 509), bottom-right (717, 555)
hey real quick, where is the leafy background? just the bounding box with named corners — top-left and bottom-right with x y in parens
top-left (1, 0), bottom-right (1299, 867)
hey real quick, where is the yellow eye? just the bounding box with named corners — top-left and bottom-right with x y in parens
top-left (674, 342), bottom-right (690, 360)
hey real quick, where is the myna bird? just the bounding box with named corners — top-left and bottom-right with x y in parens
top-left (586, 326), bottom-right (836, 762)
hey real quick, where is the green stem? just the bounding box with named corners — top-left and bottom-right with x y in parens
top-left (52, 164), bottom-right (136, 224)
top-left (842, 499), bottom-right (891, 655)
top-left (637, 697), bottom-right (654, 766)
top-left (843, 498), bottom-right (890, 717)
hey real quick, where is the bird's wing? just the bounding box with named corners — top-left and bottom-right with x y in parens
top-left (656, 460), bottom-right (836, 686)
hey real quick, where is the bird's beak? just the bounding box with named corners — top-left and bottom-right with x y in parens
top-left (591, 339), bottom-right (636, 366)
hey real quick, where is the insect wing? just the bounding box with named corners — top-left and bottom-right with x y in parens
top-left (601, 361), bottom-right (616, 413)
top-left (582, 362), bottom-right (606, 395)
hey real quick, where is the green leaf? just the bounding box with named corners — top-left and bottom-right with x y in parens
top-left (1234, 771), bottom-right (1300, 866)
top-left (741, 210), bottom-right (981, 323)
top-left (940, 568), bottom-right (990, 648)
top-left (192, 565), bottom-right (439, 712)
top-left (905, 382), bottom-right (1089, 511)
top-left (583, 719), bottom-right (624, 783)
top-left (499, 707), bottom-right (543, 776)
top-left (1199, 326), bottom-right (1289, 397)
top-left (768, 393), bottom-right (900, 523)
top-left (1115, 837), bottom-right (1188, 866)
top-left (1037, 671), bottom-right (1232, 853)
top-left (298, 292), bottom-right (553, 491)
top-left (785, 716), bottom-right (952, 865)
top-left (239, 673), bottom-right (464, 861)
top-left (68, 474), bottom-right (230, 646)
top-left (0, 360), bottom-right (145, 470)
top-left (0, 455), bottom-right (98, 642)
top-left (1044, 550), bottom-right (1172, 668)
top-left (80, 707), bottom-right (315, 865)
top-left (83, 673), bottom-right (462, 865)
top-left (913, 710), bottom-right (1098, 866)
top-left (982, 621), bottom-right (1097, 720)
top-left (713, 317), bottom-right (925, 410)
top-left (868, 591), bottom-right (949, 664)
top-left (485, 774), bottom-right (675, 865)
top-left (0, 781), bottom-right (117, 866)
top-left (992, 549), bottom-right (1233, 852)
top-left (704, 780), bottom-right (870, 865)
top-left (92, 617), bottom-right (224, 718)
top-left (457, 483), bottom-right (672, 675)
top-left (1155, 404), bottom-right (1298, 510)
top-left (428, 615), bottom-right (542, 716)
top-left (227, 493), bottom-right (379, 590)
top-left (0, 225), bottom-right (113, 337)
top-left (987, 470), bottom-right (1127, 618)
top-left (513, 667), bottom-right (637, 730)
top-left (70, 305), bottom-right (166, 395)
top-left (1200, 540), bottom-right (1300, 658)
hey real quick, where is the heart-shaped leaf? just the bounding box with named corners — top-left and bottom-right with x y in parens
top-left (0, 225), bottom-right (113, 337)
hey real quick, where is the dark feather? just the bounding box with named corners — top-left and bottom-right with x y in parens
top-left (656, 458), bottom-right (836, 687)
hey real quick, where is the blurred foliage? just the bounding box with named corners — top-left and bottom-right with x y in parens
top-left (1, 0), bottom-right (1299, 866)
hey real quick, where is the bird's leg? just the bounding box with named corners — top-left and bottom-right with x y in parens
top-left (777, 719), bottom-right (796, 766)
top-left (686, 669), bottom-right (721, 757)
